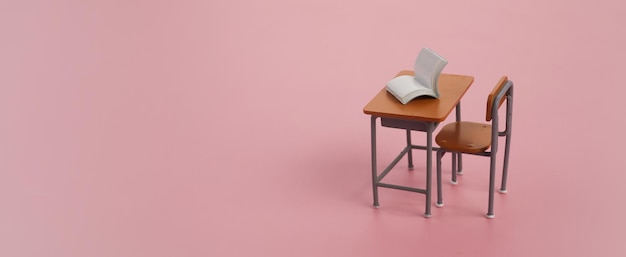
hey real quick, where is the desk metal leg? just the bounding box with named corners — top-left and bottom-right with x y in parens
top-left (406, 129), bottom-right (414, 170)
top-left (424, 122), bottom-right (433, 218)
top-left (371, 116), bottom-right (379, 208)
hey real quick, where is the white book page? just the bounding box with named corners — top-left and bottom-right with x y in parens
top-left (386, 75), bottom-right (428, 98)
top-left (413, 48), bottom-right (448, 93)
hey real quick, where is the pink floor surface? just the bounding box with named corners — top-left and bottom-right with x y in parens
top-left (2, 0), bottom-right (626, 256)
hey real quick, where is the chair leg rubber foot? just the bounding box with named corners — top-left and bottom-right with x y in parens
top-left (423, 213), bottom-right (432, 218)
top-left (486, 214), bottom-right (495, 219)
top-left (373, 204), bottom-right (380, 209)
top-left (457, 170), bottom-right (463, 175)
top-left (499, 189), bottom-right (508, 194)
top-left (408, 166), bottom-right (414, 170)
top-left (435, 202), bottom-right (444, 208)
top-left (451, 180), bottom-right (458, 185)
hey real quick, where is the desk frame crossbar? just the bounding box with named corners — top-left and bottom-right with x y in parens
top-left (370, 103), bottom-right (463, 218)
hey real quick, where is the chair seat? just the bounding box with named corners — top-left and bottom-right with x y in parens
top-left (435, 122), bottom-right (492, 154)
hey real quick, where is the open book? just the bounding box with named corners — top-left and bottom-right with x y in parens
top-left (386, 48), bottom-right (448, 104)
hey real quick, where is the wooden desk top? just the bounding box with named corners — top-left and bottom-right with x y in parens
top-left (363, 71), bottom-right (474, 122)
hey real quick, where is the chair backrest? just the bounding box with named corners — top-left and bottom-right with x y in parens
top-left (486, 76), bottom-right (513, 121)
top-left (485, 76), bottom-right (513, 154)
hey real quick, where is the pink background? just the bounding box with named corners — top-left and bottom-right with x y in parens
top-left (2, 0), bottom-right (626, 256)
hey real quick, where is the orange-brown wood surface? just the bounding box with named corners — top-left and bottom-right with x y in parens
top-left (435, 121), bottom-right (492, 153)
top-left (363, 71), bottom-right (474, 122)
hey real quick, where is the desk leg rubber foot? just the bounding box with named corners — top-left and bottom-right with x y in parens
top-left (423, 213), bottom-right (432, 218)
top-left (373, 204), bottom-right (380, 209)
top-left (457, 170), bottom-right (463, 175)
top-left (499, 189), bottom-right (507, 194)
top-left (451, 180), bottom-right (458, 185)
top-left (435, 202), bottom-right (444, 208)
top-left (408, 166), bottom-right (414, 170)
top-left (486, 213), bottom-right (495, 219)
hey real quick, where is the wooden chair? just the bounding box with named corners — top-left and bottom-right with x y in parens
top-left (434, 76), bottom-right (513, 218)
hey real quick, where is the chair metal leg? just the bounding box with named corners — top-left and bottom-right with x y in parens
top-left (457, 153), bottom-right (463, 175)
top-left (455, 102), bottom-right (463, 175)
top-left (451, 152), bottom-right (458, 184)
top-left (500, 134), bottom-right (511, 193)
top-left (486, 154), bottom-right (497, 219)
top-left (436, 150), bottom-right (444, 207)
top-left (406, 129), bottom-right (414, 170)
top-left (371, 116), bottom-right (379, 208)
